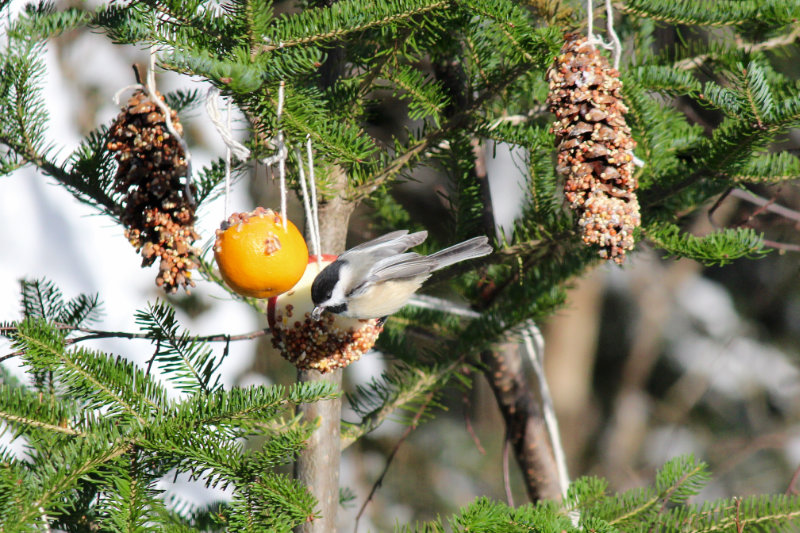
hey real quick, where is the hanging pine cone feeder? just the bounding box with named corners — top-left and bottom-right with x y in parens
top-left (546, 33), bottom-right (641, 264)
top-left (108, 89), bottom-right (200, 292)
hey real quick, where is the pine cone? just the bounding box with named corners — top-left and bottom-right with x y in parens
top-left (108, 90), bottom-right (200, 293)
top-left (546, 33), bottom-right (640, 264)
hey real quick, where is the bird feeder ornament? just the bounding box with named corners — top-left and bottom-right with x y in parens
top-left (546, 32), bottom-right (640, 264)
top-left (213, 207), bottom-right (309, 298)
top-left (268, 256), bottom-right (384, 373)
top-left (109, 88), bottom-right (200, 293)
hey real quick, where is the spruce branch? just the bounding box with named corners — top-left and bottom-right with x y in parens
top-left (258, 0), bottom-right (449, 53)
top-left (351, 62), bottom-right (542, 200)
top-left (341, 362), bottom-right (449, 448)
top-left (674, 25), bottom-right (800, 71)
top-left (0, 322), bottom-right (272, 364)
top-left (13, 327), bottom-right (150, 424)
top-left (0, 133), bottom-right (121, 218)
top-left (0, 412), bottom-right (84, 436)
top-left (14, 440), bottom-right (132, 527)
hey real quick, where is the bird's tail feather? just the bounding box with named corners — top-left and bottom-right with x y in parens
top-left (429, 236), bottom-right (492, 270)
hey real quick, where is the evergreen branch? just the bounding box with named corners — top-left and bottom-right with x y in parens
top-left (259, 0), bottom-right (449, 52)
top-left (135, 302), bottom-right (221, 394)
top-left (0, 412), bottom-right (84, 436)
top-left (642, 94), bottom-right (800, 209)
top-left (463, 0), bottom-right (541, 63)
top-left (0, 133), bottom-right (121, 218)
top-left (14, 328), bottom-right (149, 424)
top-left (674, 25), bottom-right (800, 71)
top-left (619, 0), bottom-right (800, 27)
top-left (351, 62), bottom-right (534, 199)
top-left (645, 222), bottom-right (767, 266)
top-left (0, 323), bottom-right (271, 364)
top-left (608, 459), bottom-right (707, 526)
top-left (340, 362), bottom-right (449, 448)
top-left (15, 440), bottom-right (131, 527)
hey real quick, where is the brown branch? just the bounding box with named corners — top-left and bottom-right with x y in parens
top-left (481, 344), bottom-right (561, 503)
top-left (786, 464), bottom-right (800, 495)
top-left (353, 391), bottom-right (435, 533)
top-left (295, 165), bottom-right (354, 533)
top-left (502, 433), bottom-right (515, 507)
top-left (0, 323), bottom-right (271, 364)
top-left (462, 376), bottom-right (486, 455)
top-left (674, 26), bottom-right (800, 71)
top-left (708, 188), bottom-right (800, 253)
top-left (729, 187), bottom-right (800, 225)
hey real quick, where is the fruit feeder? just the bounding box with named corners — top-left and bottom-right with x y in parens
top-left (213, 207), bottom-right (308, 298)
top-left (207, 84), bottom-right (382, 372)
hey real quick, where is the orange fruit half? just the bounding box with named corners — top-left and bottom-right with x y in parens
top-left (214, 207), bottom-right (308, 298)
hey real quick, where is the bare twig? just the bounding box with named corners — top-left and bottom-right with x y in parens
top-left (353, 391), bottom-right (435, 533)
top-left (729, 188), bottom-right (800, 225)
top-left (707, 187), bottom-right (734, 229)
top-left (709, 188), bottom-right (800, 253)
top-left (481, 345), bottom-right (561, 502)
top-left (503, 433), bottom-right (515, 507)
top-left (0, 323), bottom-right (271, 364)
top-left (462, 387), bottom-right (486, 455)
top-left (786, 464), bottom-right (800, 495)
top-left (674, 26), bottom-right (800, 71)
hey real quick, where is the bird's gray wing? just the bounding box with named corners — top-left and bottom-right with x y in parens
top-left (339, 230), bottom-right (428, 261)
top-left (346, 253), bottom-right (434, 298)
top-left (367, 253), bottom-right (435, 282)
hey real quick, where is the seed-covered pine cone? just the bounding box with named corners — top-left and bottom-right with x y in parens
top-left (546, 33), bottom-right (640, 264)
top-left (108, 89), bottom-right (200, 293)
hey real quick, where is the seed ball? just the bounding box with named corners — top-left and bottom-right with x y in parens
top-left (268, 256), bottom-right (383, 372)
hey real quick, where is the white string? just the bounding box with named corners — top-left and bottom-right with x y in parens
top-left (144, 50), bottom-right (196, 207)
top-left (295, 147), bottom-right (321, 262)
top-left (519, 320), bottom-right (570, 501)
top-left (224, 99), bottom-right (232, 220)
top-left (408, 294), bottom-right (482, 318)
top-left (585, 0), bottom-right (614, 53)
top-left (259, 82), bottom-right (290, 231)
top-left (306, 135), bottom-right (321, 265)
top-left (113, 84), bottom-right (144, 105)
top-left (408, 295), bottom-right (574, 512)
top-left (205, 87), bottom-right (251, 160)
top-left (605, 0), bottom-right (622, 70)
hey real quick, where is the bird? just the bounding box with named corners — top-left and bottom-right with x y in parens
top-left (310, 230), bottom-right (492, 320)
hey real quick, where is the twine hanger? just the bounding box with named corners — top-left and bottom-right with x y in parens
top-left (206, 83), bottom-right (322, 261)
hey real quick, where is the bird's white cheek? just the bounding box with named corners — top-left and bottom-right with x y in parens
top-left (345, 278), bottom-right (425, 319)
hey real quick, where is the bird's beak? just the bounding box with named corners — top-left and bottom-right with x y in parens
top-left (311, 306), bottom-right (324, 321)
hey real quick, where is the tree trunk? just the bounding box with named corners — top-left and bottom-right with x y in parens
top-left (294, 167), bottom-right (354, 533)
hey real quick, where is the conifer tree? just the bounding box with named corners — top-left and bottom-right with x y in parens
top-left (2, 0), bottom-right (800, 531)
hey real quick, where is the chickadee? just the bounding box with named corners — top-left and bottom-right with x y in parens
top-left (310, 230), bottom-right (492, 320)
